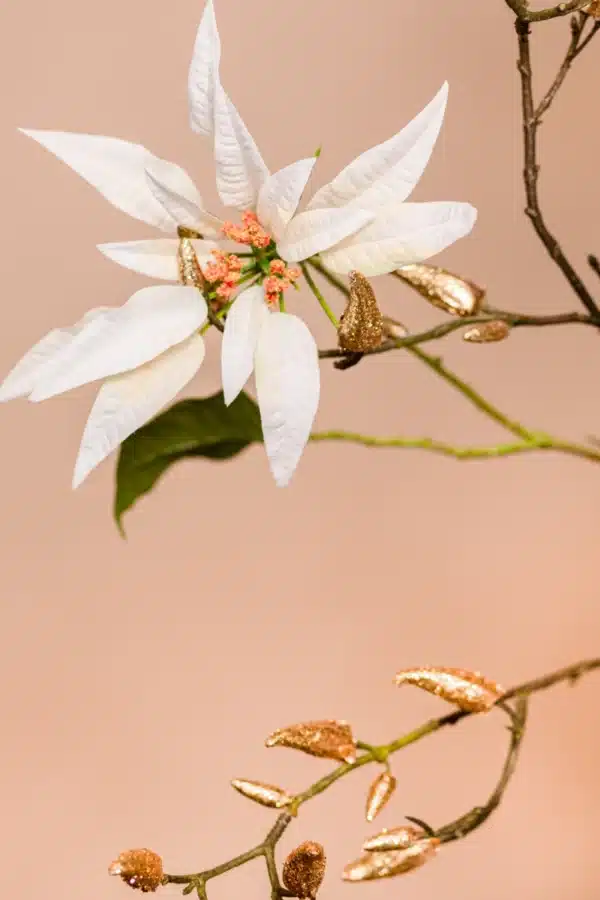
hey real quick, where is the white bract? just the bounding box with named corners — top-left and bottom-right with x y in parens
top-left (1, 0), bottom-right (477, 489)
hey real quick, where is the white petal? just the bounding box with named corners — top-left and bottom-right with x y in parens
top-left (320, 201), bottom-right (477, 275)
top-left (188, 0), bottom-right (221, 136)
top-left (255, 313), bottom-right (320, 487)
top-left (221, 284), bottom-right (269, 405)
top-left (213, 82), bottom-right (269, 210)
top-left (20, 130), bottom-right (201, 232)
top-left (145, 166), bottom-right (223, 236)
top-left (306, 83), bottom-right (448, 213)
top-left (275, 207), bottom-right (373, 262)
top-left (0, 308), bottom-right (109, 402)
top-left (98, 239), bottom-right (218, 281)
top-left (30, 285), bottom-right (208, 401)
top-left (73, 333), bottom-right (205, 488)
top-left (256, 158), bottom-right (317, 242)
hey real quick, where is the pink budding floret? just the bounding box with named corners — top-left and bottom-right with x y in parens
top-left (222, 211), bottom-right (272, 249)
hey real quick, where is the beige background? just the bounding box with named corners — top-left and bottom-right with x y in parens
top-left (0, 2), bottom-right (598, 899)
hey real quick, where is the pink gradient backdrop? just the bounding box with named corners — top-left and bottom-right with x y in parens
top-left (0, 2), bottom-right (598, 899)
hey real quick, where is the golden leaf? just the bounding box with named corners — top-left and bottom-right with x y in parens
top-left (338, 271), bottom-right (384, 352)
top-left (394, 666), bottom-right (504, 713)
top-left (463, 320), bottom-right (511, 343)
top-left (265, 720), bottom-right (356, 763)
top-left (362, 824), bottom-right (424, 852)
top-left (342, 839), bottom-right (439, 882)
top-left (108, 849), bottom-right (164, 892)
top-left (395, 265), bottom-right (485, 316)
top-left (282, 841), bottom-right (326, 899)
top-left (365, 771), bottom-right (397, 822)
top-left (230, 778), bottom-right (292, 808)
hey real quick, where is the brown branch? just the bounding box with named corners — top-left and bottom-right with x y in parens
top-left (506, 1), bottom-right (592, 22)
top-left (515, 17), bottom-right (600, 317)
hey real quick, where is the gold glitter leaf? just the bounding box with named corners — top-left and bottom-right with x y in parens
top-left (362, 825), bottom-right (424, 853)
top-left (177, 237), bottom-right (207, 290)
top-left (342, 839), bottom-right (439, 882)
top-left (265, 720), bottom-right (356, 763)
top-left (395, 265), bottom-right (485, 317)
top-left (230, 779), bottom-right (292, 808)
top-left (394, 666), bottom-right (504, 713)
top-left (463, 320), bottom-right (511, 344)
top-left (365, 771), bottom-right (397, 823)
top-left (338, 271), bottom-right (384, 352)
top-left (584, 1), bottom-right (600, 17)
top-left (108, 849), bottom-right (164, 892)
top-left (282, 841), bottom-right (327, 899)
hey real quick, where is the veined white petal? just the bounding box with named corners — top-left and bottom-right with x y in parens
top-left (188, 0), bottom-right (221, 136)
top-left (306, 83), bottom-right (448, 212)
top-left (256, 158), bottom-right (317, 242)
top-left (213, 82), bottom-right (269, 210)
top-left (255, 313), bottom-right (320, 487)
top-left (73, 332), bottom-right (205, 488)
top-left (221, 284), bottom-right (269, 405)
top-left (30, 285), bottom-right (208, 401)
top-left (19, 130), bottom-right (201, 232)
top-left (276, 207), bottom-right (373, 263)
top-left (320, 201), bottom-right (477, 275)
top-left (98, 239), bottom-right (219, 281)
top-left (0, 308), bottom-right (110, 402)
top-left (145, 166), bottom-right (223, 236)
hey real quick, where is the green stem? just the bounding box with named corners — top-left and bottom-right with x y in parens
top-left (301, 262), bottom-right (339, 327)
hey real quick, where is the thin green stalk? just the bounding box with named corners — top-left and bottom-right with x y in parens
top-left (301, 262), bottom-right (340, 327)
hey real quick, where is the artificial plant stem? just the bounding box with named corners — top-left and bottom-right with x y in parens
top-left (301, 262), bottom-right (340, 327)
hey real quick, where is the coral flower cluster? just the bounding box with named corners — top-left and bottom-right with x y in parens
top-left (201, 249), bottom-right (244, 303)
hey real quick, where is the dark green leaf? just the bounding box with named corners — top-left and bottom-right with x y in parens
top-left (114, 391), bottom-right (262, 534)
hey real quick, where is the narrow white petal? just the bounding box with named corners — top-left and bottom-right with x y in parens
top-left (73, 333), bottom-right (205, 488)
top-left (276, 207), bottom-right (373, 263)
top-left (20, 130), bottom-right (201, 231)
top-left (188, 0), bottom-right (221, 136)
top-left (320, 201), bottom-right (477, 275)
top-left (213, 82), bottom-right (269, 210)
top-left (256, 158), bottom-right (317, 242)
top-left (0, 308), bottom-right (109, 402)
top-left (30, 285), bottom-right (208, 401)
top-left (255, 313), bottom-right (320, 487)
top-left (145, 166), bottom-right (223, 236)
top-left (98, 239), bottom-right (218, 281)
top-left (306, 83), bottom-right (448, 212)
top-left (221, 284), bottom-right (269, 405)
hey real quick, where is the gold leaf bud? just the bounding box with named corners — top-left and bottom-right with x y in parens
top-left (338, 271), bottom-right (384, 352)
top-left (177, 234), bottom-right (207, 290)
top-left (394, 666), bottom-right (504, 713)
top-left (362, 825), bottom-right (424, 853)
top-left (265, 720), bottom-right (356, 763)
top-left (463, 320), bottom-right (511, 344)
top-left (282, 841), bottom-right (327, 899)
top-left (230, 778), bottom-right (292, 808)
top-left (342, 839), bottom-right (439, 882)
top-left (365, 771), bottom-right (397, 823)
top-left (584, 1), bottom-right (600, 17)
top-left (394, 265), bottom-right (485, 317)
top-left (108, 849), bottom-right (164, 892)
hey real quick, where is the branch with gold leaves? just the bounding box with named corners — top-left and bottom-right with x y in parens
top-left (108, 659), bottom-right (598, 899)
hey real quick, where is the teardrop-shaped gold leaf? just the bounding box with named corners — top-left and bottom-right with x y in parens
top-left (177, 236), bottom-right (206, 289)
top-left (463, 320), bottom-right (511, 344)
top-left (394, 265), bottom-right (485, 317)
top-left (365, 771), bottom-right (397, 822)
top-left (362, 825), bottom-right (423, 852)
top-left (230, 778), bottom-right (292, 808)
top-left (394, 666), bottom-right (504, 713)
top-left (108, 849), bottom-right (164, 892)
top-left (282, 841), bottom-right (326, 899)
top-left (342, 839), bottom-right (439, 882)
top-left (265, 720), bottom-right (356, 763)
top-left (338, 271), bottom-right (384, 352)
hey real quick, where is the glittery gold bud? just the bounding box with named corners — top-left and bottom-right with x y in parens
top-left (177, 237), bottom-right (206, 290)
top-left (463, 320), bottom-right (511, 344)
top-left (394, 666), bottom-right (504, 713)
top-left (394, 265), bottom-right (485, 317)
top-left (230, 779), bottom-right (292, 808)
top-left (365, 771), bottom-right (397, 822)
top-left (338, 271), bottom-right (384, 352)
top-left (362, 825), bottom-right (423, 853)
top-left (282, 841), bottom-right (327, 899)
top-left (265, 720), bottom-right (356, 763)
top-left (584, 0), bottom-right (600, 17)
top-left (108, 849), bottom-right (164, 892)
top-left (342, 839), bottom-right (439, 882)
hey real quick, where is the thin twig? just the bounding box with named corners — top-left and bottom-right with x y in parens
top-left (515, 18), bottom-right (600, 316)
top-left (588, 254), bottom-right (600, 281)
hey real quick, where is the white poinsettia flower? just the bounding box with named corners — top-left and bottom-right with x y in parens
top-left (2, 0), bottom-right (477, 489)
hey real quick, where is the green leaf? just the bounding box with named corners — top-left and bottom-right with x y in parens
top-left (114, 390), bottom-right (262, 534)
